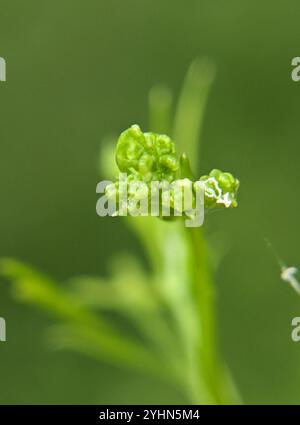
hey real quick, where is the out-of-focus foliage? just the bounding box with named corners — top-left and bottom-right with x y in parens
top-left (1, 0), bottom-right (300, 405)
top-left (0, 59), bottom-right (241, 404)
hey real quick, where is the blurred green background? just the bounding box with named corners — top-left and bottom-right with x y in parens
top-left (0, 0), bottom-right (300, 404)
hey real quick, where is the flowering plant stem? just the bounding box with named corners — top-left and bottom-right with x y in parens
top-left (0, 58), bottom-right (241, 404)
top-left (147, 59), bottom-right (239, 402)
top-left (188, 227), bottom-right (224, 402)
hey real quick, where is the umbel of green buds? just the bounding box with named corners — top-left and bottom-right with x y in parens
top-left (197, 169), bottom-right (240, 209)
top-left (116, 124), bottom-right (180, 183)
top-left (106, 125), bottom-right (239, 219)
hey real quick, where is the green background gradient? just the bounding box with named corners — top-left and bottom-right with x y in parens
top-left (0, 0), bottom-right (300, 403)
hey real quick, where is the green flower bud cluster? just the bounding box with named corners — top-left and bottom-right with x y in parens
top-left (197, 169), bottom-right (240, 209)
top-left (106, 125), bottom-right (239, 218)
top-left (116, 125), bottom-right (180, 183)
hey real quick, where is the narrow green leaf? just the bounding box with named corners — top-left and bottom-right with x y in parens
top-left (0, 258), bottom-right (172, 378)
top-left (148, 84), bottom-right (173, 135)
top-left (173, 58), bottom-right (216, 172)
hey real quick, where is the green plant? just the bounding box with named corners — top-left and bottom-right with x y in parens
top-left (0, 58), bottom-right (240, 404)
top-left (106, 124), bottom-right (239, 219)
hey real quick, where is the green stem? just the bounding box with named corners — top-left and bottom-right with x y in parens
top-left (187, 227), bottom-right (228, 403)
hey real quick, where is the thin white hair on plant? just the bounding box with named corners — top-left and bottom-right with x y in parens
top-left (265, 237), bottom-right (300, 295)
